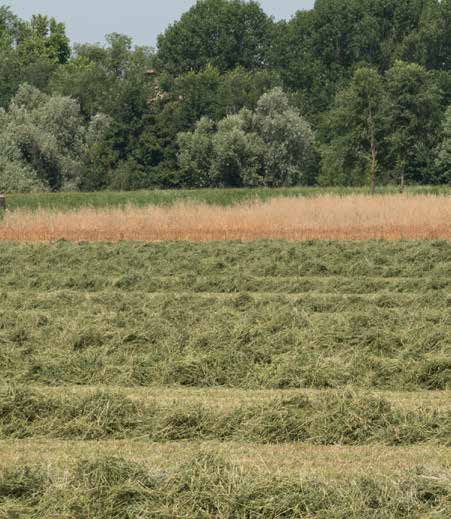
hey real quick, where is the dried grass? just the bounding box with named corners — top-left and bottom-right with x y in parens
top-left (1, 194), bottom-right (449, 242)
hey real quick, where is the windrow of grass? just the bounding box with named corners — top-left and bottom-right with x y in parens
top-left (0, 386), bottom-right (448, 445)
top-left (6, 185), bottom-right (450, 211)
top-left (0, 237), bottom-right (449, 517)
top-left (1, 241), bottom-right (449, 390)
top-left (4, 274), bottom-right (448, 293)
top-left (0, 454), bottom-right (449, 518)
top-left (1, 240), bottom-right (449, 284)
top-left (1, 292), bottom-right (448, 389)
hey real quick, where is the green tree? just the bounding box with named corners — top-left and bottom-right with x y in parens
top-left (434, 106), bottom-right (451, 184)
top-left (271, 0), bottom-right (437, 116)
top-left (319, 68), bottom-right (387, 190)
top-left (177, 88), bottom-right (315, 187)
top-left (51, 35), bottom-right (155, 188)
top-left (51, 36), bottom-right (154, 118)
top-left (0, 6), bottom-right (19, 46)
top-left (385, 61), bottom-right (443, 187)
top-left (253, 88), bottom-right (315, 186)
top-left (398, 0), bottom-right (450, 71)
top-left (16, 14), bottom-right (71, 65)
top-left (0, 84), bottom-right (110, 192)
top-left (177, 117), bottom-right (217, 187)
top-left (131, 66), bottom-right (279, 186)
top-left (156, 0), bottom-right (273, 74)
top-left (0, 9), bottom-right (71, 108)
top-left (211, 110), bottom-right (265, 187)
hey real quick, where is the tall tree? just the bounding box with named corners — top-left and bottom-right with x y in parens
top-left (0, 9), bottom-right (70, 107)
top-left (434, 106), bottom-right (451, 184)
top-left (319, 68), bottom-right (387, 190)
top-left (385, 61), bottom-right (443, 187)
top-left (398, 0), bottom-right (451, 71)
top-left (0, 84), bottom-right (110, 192)
top-left (271, 0), bottom-right (436, 116)
top-left (156, 0), bottom-right (273, 74)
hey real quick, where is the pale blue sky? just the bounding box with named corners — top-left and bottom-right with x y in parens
top-left (6, 1), bottom-right (315, 47)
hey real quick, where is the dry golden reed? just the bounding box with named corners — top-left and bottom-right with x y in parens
top-left (0, 194), bottom-right (449, 242)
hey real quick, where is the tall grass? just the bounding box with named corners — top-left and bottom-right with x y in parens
top-left (6, 185), bottom-right (451, 211)
top-left (1, 194), bottom-right (450, 241)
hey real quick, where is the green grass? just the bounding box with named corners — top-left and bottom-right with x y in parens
top-left (1, 241), bottom-right (449, 390)
top-left (0, 454), bottom-right (449, 518)
top-left (1, 386), bottom-right (447, 444)
top-left (1, 240), bottom-right (449, 282)
top-left (5, 184), bottom-right (451, 211)
top-left (1, 239), bottom-right (449, 517)
top-left (1, 292), bottom-right (449, 389)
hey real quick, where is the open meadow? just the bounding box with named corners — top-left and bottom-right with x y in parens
top-left (1, 0), bottom-right (450, 514)
top-left (0, 191), bottom-right (450, 517)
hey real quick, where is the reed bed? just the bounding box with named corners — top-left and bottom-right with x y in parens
top-left (1, 194), bottom-right (450, 241)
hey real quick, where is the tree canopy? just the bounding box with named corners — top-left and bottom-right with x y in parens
top-left (0, 0), bottom-right (449, 192)
top-left (177, 89), bottom-right (315, 187)
top-left (156, 0), bottom-right (273, 74)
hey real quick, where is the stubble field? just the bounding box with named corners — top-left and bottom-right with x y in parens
top-left (0, 191), bottom-right (450, 517)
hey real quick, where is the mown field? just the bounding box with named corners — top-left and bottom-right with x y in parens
top-left (0, 238), bottom-right (450, 517)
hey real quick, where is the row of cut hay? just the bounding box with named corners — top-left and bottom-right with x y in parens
top-left (1, 194), bottom-right (450, 241)
top-left (1, 241), bottom-right (449, 285)
top-left (1, 386), bottom-right (448, 444)
top-left (1, 289), bottom-right (448, 390)
top-left (0, 454), bottom-right (449, 518)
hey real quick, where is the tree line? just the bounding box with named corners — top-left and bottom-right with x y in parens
top-left (0, 0), bottom-right (449, 192)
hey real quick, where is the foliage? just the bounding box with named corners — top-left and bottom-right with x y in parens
top-left (0, 8), bottom-right (70, 107)
top-left (435, 106), bottom-right (451, 183)
top-left (0, 84), bottom-right (110, 191)
top-left (178, 89), bottom-right (315, 187)
top-left (0, 159), bottom-right (45, 193)
top-left (270, 0), bottom-right (448, 115)
top-left (385, 60), bottom-right (444, 186)
top-left (320, 61), bottom-right (446, 187)
top-left (155, 0), bottom-right (273, 74)
top-left (0, 1), bottom-right (450, 190)
top-left (319, 67), bottom-right (387, 187)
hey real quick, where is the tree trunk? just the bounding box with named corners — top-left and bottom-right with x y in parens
top-left (0, 195), bottom-right (5, 210)
top-left (368, 108), bottom-right (377, 195)
top-left (370, 139), bottom-right (377, 195)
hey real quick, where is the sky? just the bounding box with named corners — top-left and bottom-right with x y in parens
top-left (6, 0), bottom-right (315, 48)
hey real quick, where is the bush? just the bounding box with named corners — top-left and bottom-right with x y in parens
top-left (177, 88), bottom-right (316, 187)
top-left (0, 158), bottom-right (45, 193)
top-left (0, 84), bottom-right (110, 192)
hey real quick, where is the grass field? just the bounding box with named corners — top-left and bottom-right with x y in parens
top-left (5, 185), bottom-right (451, 211)
top-left (0, 238), bottom-right (450, 517)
